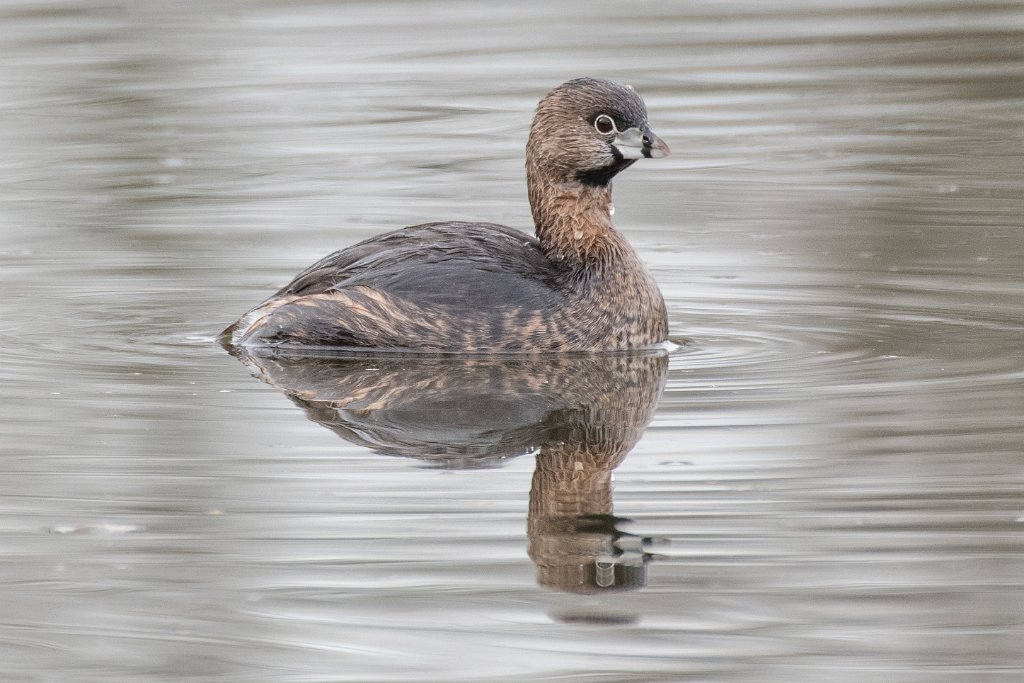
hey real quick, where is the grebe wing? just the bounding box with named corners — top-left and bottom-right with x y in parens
top-left (277, 221), bottom-right (559, 309)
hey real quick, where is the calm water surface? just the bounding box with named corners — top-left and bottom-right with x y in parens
top-left (2, 1), bottom-right (1022, 681)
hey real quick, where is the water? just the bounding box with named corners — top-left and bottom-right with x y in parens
top-left (2, 1), bottom-right (1023, 681)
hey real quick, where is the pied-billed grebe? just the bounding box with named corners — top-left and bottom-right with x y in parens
top-left (222, 77), bottom-right (670, 352)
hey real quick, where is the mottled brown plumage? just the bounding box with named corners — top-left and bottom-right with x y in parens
top-left (221, 77), bottom-right (670, 352)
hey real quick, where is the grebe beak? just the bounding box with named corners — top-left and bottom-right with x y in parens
top-left (613, 126), bottom-right (671, 159)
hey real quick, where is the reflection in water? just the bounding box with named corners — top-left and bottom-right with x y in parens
top-left (231, 348), bottom-right (668, 593)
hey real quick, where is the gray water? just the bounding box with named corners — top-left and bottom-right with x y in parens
top-left (2, 1), bottom-right (1023, 681)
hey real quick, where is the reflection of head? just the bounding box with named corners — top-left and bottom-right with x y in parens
top-left (528, 510), bottom-right (651, 594)
top-left (528, 447), bottom-right (654, 594)
top-left (232, 348), bottom-right (668, 591)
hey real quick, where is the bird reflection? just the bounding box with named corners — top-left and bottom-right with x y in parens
top-left (229, 348), bottom-right (667, 593)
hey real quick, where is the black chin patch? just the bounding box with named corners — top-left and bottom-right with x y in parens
top-left (575, 158), bottom-right (637, 187)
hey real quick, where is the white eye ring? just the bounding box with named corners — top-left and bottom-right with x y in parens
top-left (594, 114), bottom-right (617, 135)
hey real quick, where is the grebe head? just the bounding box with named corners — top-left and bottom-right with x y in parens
top-left (526, 77), bottom-right (670, 189)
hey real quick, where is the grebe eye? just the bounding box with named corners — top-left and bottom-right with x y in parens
top-left (594, 114), bottom-right (616, 135)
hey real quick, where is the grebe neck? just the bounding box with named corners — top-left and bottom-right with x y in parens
top-left (527, 176), bottom-right (627, 267)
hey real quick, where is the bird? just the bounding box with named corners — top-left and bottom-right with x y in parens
top-left (221, 77), bottom-right (670, 353)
